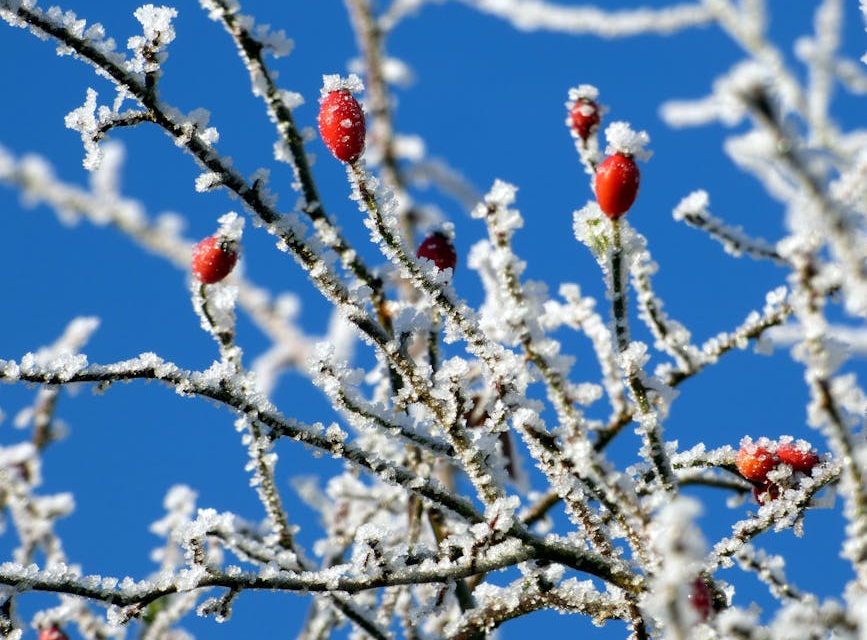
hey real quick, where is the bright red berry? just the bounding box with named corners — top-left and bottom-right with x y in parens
top-left (318, 89), bottom-right (366, 163)
top-left (39, 627), bottom-right (69, 640)
top-left (192, 236), bottom-right (238, 284)
top-left (417, 232), bottom-right (457, 272)
top-left (752, 480), bottom-right (781, 505)
top-left (569, 98), bottom-right (601, 141)
top-left (777, 441), bottom-right (820, 475)
top-left (688, 578), bottom-right (713, 621)
top-left (595, 153), bottom-right (640, 219)
top-left (736, 440), bottom-right (778, 483)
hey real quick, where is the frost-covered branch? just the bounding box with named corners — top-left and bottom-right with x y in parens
top-left (446, 571), bottom-right (626, 639)
top-left (0, 352), bottom-right (636, 590)
top-left (673, 189), bottom-right (787, 265)
top-left (0, 550), bottom-right (545, 609)
top-left (458, 0), bottom-right (713, 37)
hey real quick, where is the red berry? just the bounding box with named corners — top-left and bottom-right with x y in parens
top-left (192, 236), bottom-right (238, 284)
top-left (39, 627), bottom-right (69, 640)
top-left (569, 98), bottom-right (601, 141)
top-left (417, 232), bottom-right (457, 272)
top-left (752, 480), bottom-right (781, 505)
top-left (318, 89), bottom-right (366, 163)
top-left (777, 441), bottom-right (820, 475)
top-left (736, 440), bottom-right (778, 483)
top-left (688, 578), bottom-right (712, 621)
top-left (595, 153), bottom-right (640, 219)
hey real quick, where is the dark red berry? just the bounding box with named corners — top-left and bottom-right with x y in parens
top-left (777, 441), bottom-right (820, 475)
top-left (595, 153), bottom-right (640, 219)
top-left (752, 480), bottom-right (781, 505)
top-left (736, 440), bottom-right (778, 483)
top-left (318, 89), bottom-right (366, 163)
top-left (569, 98), bottom-right (601, 141)
top-left (192, 236), bottom-right (238, 284)
top-left (39, 627), bottom-right (69, 640)
top-left (417, 232), bottom-right (457, 272)
top-left (688, 578), bottom-right (712, 621)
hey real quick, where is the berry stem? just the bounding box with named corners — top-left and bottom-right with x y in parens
top-left (610, 219), bottom-right (630, 354)
top-left (609, 218), bottom-right (677, 494)
top-left (197, 283), bottom-right (237, 362)
top-left (427, 310), bottom-right (441, 376)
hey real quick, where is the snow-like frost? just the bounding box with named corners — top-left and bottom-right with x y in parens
top-left (321, 73), bottom-right (364, 97)
top-left (603, 121), bottom-right (651, 160)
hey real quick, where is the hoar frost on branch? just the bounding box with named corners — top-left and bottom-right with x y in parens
top-left (0, 0), bottom-right (864, 638)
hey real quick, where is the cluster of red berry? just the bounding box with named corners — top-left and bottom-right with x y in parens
top-left (736, 438), bottom-right (821, 504)
top-left (569, 95), bottom-right (640, 219)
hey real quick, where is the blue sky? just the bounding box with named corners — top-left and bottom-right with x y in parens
top-left (0, 0), bottom-right (865, 637)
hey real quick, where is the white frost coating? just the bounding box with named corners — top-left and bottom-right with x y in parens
top-left (471, 179), bottom-right (522, 237)
top-left (150, 485), bottom-right (199, 573)
top-left (216, 211), bottom-right (244, 243)
top-left (127, 4), bottom-right (177, 74)
top-left (176, 107), bottom-right (220, 148)
top-left (251, 22), bottom-right (292, 58)
top-left (603, 121), bottom-right (652, 160)
top-left (199, 0), bottom-right (292, 57)
top-left (393, 133), bottom-right (425, 161)
top-left (199, 0), bottom-right (237, 20)
top-left (6, 317), bottom-right (99, 381)
top-left (673, 189), bottom-right (782, 262)
top-left (14, 334), bottom-right (94, 383)
top-left (195, 171), bottom-right (222, 192)
top-left (133, 5), bottom-right (176, 43)
top-left (725, 130), bottom-right (796, 203)
top-left (661, 60), bottom-right (777, 128)
top-left (279, 89), bottom-right (303, 110)
top-left (673, 189), bottom-right (710, 219)
top-left (0, 442), bottom-right (37, 470)
top-left (764, 323), bottom-right (867, 358)
top-left (459, 0), bottom-right (713, 37)
top-left (320, 73), bottom-right (365, 97)
top-left (568, 84), bottom-right (598, 102)
top-left (830, 149), bottom-right (867, 214)
top-left (64, 88), bottom-right (103, 170)
top-left (349, 55), bottom-right (414, 87)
